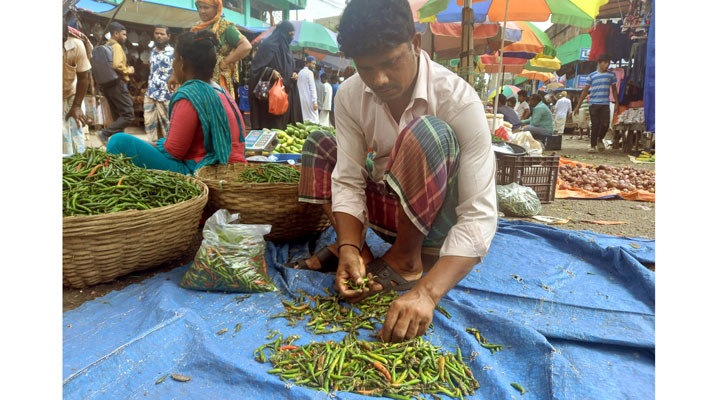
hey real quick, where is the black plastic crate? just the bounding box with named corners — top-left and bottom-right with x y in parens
top-left (495, 155), bottom-right (560, 203)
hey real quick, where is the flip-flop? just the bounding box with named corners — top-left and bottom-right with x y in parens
top-left (364, 258), bottom-right (420, 295)
top-left (284, 246), bottom-right (338, 273)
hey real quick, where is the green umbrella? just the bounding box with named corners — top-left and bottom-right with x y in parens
top-left (251, 21), bottom-right (339, 55)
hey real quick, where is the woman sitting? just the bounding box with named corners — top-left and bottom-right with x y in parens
top-left (107, 30), bottom-right (246, 174)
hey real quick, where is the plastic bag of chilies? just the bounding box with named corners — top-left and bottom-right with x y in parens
top-left (180, 209), bottom-right (276, 292)
top-left (496, 183), bottom-right (542, 217)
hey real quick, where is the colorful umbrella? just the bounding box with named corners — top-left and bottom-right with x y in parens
top-left (524, 54), bottom-right (562, 72)
top-left (251, 20), bottom-right (339, 54)
top-left (417, 0), bottom-right (610, 29)
top-left (517, 69), bottom-right (555, 82)
top-left (421, 21), bottom-right (522, 59)
top-left (487, 84), bottom-right (520, 100)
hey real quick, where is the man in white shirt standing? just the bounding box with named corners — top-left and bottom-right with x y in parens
top-left (553, 91), bottom-right (572, 134)
top-left (297, 56), bottom-right (319, 123)
top-left (319, 73), bottom-right (333, 126)
top-left (292, 0), bottom-right (497, 343)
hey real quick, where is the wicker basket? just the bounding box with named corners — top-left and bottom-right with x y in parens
top-left (63, 172), bottom-right (208, 288)
top-left (496, 155), bottom-right (560, 203)
top-left (195, 163), bottom-right (330, 242)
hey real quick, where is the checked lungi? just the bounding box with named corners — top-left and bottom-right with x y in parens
top-left (299, 115), bottom-right (460, 248)
top-left (143, 96), bottom-right (170, 142)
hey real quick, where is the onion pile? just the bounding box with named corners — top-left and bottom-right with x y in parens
top-left (558, 164), bottom-right (655, 193)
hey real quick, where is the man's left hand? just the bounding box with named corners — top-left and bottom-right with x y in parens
top-left (65, 106), bottom-right (87, 127)
top-left (379, 288), bottom-right (435, 343)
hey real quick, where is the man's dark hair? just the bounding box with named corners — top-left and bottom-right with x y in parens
top-left (530, 93), bottom-right (543, 103)
top-left (598, 53), bottom-right (610, 63)
top-left (518, 89), bottom-right (528, 97)
top-left (176, 30), bottom-right (219, 81)
top-left (154, 24), bottom-right (170, 34)
top-left (109, 22), bottom-right (126, 34)
top-left (337, 0), bottom-right (416, 58)
top-left (497, 94), bottom-right (508, 106)
top-left (507, 97), bottom-right (516, 106)
top-left (321, 73), bottom-right (328, 81)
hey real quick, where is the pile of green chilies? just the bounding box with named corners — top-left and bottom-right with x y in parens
top-left (63, 148), bottom-right (201, 217)
top-left (271, 289), bottom-right (452, 336)
top-left (257, 333), bottom-right (480, 399)
top-left (465, 328), bottom-right (510, 355)
top-left (237, 163), bottom-right (300, 183)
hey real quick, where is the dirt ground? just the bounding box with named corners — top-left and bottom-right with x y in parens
top-left (63, 130), bottom-right (655, 312)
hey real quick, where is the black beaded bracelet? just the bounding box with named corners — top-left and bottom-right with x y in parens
top-left (338, 243), bottom-right (361, 253)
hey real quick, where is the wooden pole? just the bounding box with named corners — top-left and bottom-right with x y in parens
top-left (459, 0), bottom-right (475, 86)
top-left (491, 0), bottom-right (510, 132)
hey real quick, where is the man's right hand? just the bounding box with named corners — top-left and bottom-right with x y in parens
top-left (573, 106), bottom-right (579, 115)
top-left (334, 246), bottom-right (369, 301)
top-left (313, 103), bottom-right (318, 111)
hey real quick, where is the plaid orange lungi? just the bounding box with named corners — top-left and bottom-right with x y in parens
top-left (298, 116), bottom-right (460, 248)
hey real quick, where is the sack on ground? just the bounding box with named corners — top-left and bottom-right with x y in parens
top-left (497, 183), bottom-right (542, 217)
top-left (180, 209), bottom-right (276, 292)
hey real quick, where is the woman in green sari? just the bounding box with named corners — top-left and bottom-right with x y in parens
top-left (191, 0), bottom-right (252, 95)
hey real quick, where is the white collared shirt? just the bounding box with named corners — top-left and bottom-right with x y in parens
top-left (332, 51), bottom-right (498, 259)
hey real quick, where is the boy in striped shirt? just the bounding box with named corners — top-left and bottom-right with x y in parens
top-left (574, 54), bottom-right (619, 153)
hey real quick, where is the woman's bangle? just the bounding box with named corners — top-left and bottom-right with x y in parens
top-left (338, 243), bottom-right (361, 254)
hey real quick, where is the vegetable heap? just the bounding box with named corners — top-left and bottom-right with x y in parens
top-left (271, 288), bottom-right (452, 337)
top-left (271, 122), bottom-right (336, 154)
top-left (257, 333), bottom-right (480, 399)
top-left (236, 163), bottom-right (300, 184)
top-left (558, 163), bottom-right (655, 193)
top-left (63, 148), bottom-right (202, 217)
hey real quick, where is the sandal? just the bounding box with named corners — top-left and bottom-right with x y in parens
top-left (284, 246), bottom-right (338, 273)
top-left (364, 258), bottom-right (421, 295)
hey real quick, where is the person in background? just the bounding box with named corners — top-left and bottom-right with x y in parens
top-left (297, 56), bottom-right (319, 123)
top-left (97, 22), bottom-right (136, 145)
top-left (293, 0), bottom-right (497, 343)
top-left (314, 69), bottom-right (324, 116)
top-left (552, 91), bottom-right (572, 134)
top-left (106, 30), bottom-right (246, 174)
top-left (191, 0), bottom-right (252, 97)
top-left (574, 53), bottom-right (619, 153)
top-left (320, 73), bottom-right (333, 127)
top-left (495, 94), bottom-right (521, 130)
top-left (248, 21), bottom-right (300, 130)
top-left (506, 97), bottom-right (516, 109)
top-left (515, 90), bottom-right (531, 120)
top-left (144, 25), bottom-right (174, 142)
top-left (330, 75), bottom-right (340, 127)
top-left (341, 65), bottom-right (357, 80)
top-left (520, 93), bottom-right (554, 142)
top-left (63, 17), bottom-right (90, 155)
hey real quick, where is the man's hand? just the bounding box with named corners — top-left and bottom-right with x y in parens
top-left (291, 72), bottom-right (298, 81)
top-left (573, 106), bottom-right (579, 115)
top-left (271, 70), bottom-right (282, 80)
top-left (334, 246), bottom-right (368, 300)
top-left (313, 103), bottom-right (318, 111)
top-left (128, 66), bottom-right (135, 75)
top-left (379, 288), bottom-right (435, 343)
top-left (65, 105), bottom-right (87, 127)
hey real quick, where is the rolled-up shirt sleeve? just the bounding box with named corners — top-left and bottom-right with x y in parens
top-left (440, 101), bottom-right (498, 259)
top-left (331, 96), bottom-right (369, 225)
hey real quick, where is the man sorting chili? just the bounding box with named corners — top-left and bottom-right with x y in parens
top-left (291, 0), bottom-right (498, 343)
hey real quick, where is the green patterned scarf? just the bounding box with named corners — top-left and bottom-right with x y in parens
top-left (167, 79), bottom-right (236, 171)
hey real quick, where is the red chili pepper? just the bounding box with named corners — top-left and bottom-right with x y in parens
top-left (116, 176), bottom-right (125, 186)
top-left (277, 345), bottom-right (299, 351)
top-left (253, 280), bottom-right (267, 286)
top-left (87, 164), bottom-right (103, 177)
top-left (75, 163), bottom-right (83, 172)
top-left (104, 157), bottom-right (110, 167)
top-left (373, 361), bottom-right (392, 383)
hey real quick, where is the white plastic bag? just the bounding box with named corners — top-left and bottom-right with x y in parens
top-left (180, 209), bottom-right (276, 292)
top-left (496, 183), bottom-right (542, 217)
top-left (510, 131), bottom-right (544, 156)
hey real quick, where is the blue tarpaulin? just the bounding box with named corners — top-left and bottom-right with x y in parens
top-left (63, 220), bottom-right (654, 399)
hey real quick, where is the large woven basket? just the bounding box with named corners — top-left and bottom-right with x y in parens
top-left (195, 163), bottom-right (330, 242)
top-left (63, 172), bottom-right (208, 288)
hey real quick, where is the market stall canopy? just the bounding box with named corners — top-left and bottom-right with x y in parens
top-left (303, 50), bottom-right (353, 71)
top-left (251, 20), bottom-right (339, 55)
top-left (421, 21), bottom-right (522, 60)
top-left (555, 33), bottom-right (592, 65)
top-left (73, 0), bottom-right (269, 32)
top-left (524, 54), bottom-right (562, 72)
top-left (416, 0), bottom-right (610, 28)
top-left (502, 21), bottom-right (556, 58)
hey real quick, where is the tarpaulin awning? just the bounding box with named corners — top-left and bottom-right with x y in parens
top-left (555, 33), bottom-right (592, 65)
top-left (422, 21), bottom-right (522, 60)
top-left (63, 221), bottom-right (654, 399)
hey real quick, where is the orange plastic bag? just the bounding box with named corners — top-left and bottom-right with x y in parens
top-left (268, 79), bottom-right (288, 116)
top-left (555, 158), bottom-right (655, 202)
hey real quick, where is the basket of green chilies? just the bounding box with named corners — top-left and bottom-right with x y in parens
top-left (62, 149), bottom-right (208, 288)
top-left (195, 162), bottom-right (330, 242)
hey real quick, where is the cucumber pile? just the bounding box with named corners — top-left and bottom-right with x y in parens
top-left (271, 122), bottom-right (336, 154)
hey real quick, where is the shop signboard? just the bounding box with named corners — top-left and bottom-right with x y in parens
top-left (577, 75), bottom-right (588, 88)
top-left (579, 48), bottom-right (590, 60)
